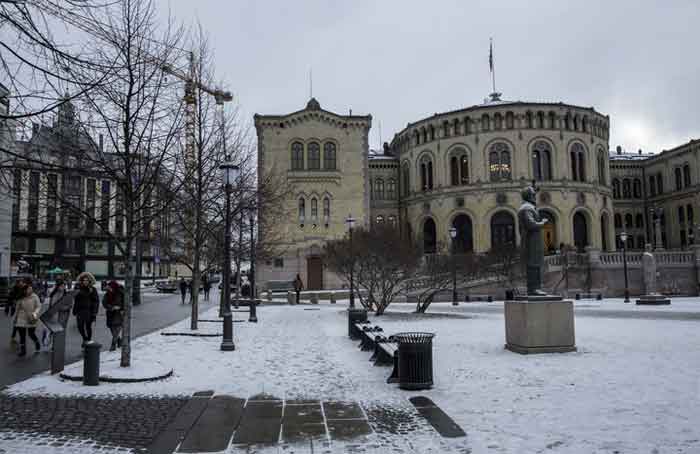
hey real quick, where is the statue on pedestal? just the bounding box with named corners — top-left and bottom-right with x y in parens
top-left (518, 185), bottom-right (548, 296)
top-left (642, 243), bottom-right (657, 294)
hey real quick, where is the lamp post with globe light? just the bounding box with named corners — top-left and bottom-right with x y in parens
top-left (220, 160), bottom-right (239, 351)
top-left (345, 215), bottom-right (356, 309)
top-left (619, 231), bottom-right (630, 303)
top-left (449, 226), bottom-right (458, 305)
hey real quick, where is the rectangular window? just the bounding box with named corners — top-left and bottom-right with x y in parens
top-left (64, 238), bottom-right (81, 254)
top-left (86, 178), bottom-right (96, 233)
top-left (12, 236), bottom-right (29, 253)
top-left (100, 180), bottom-right (110, 232)
top-left (65, 175), bottom-right (82, 230)
top-left (12, 169), bottom-right (21, 230)
top-left (46, 174), bottom-right (58, 231)
top-left (115, 184), bottom-right (124, 236)
top-left (27, 171), bottom-right (40, 231)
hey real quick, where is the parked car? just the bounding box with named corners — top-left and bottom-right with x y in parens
top-left (156, 280), bottom-right (179, 293)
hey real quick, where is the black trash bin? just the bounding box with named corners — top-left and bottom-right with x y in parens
top-left (83, 342), bottom-right (101, 386)
top-left (348, 308), bottom-right (368, 339)
top-left (394, 332), bottom-right (435, 390)
top-left (505, 289), bottom-right (514, 300)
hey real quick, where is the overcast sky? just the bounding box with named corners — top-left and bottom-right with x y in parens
top-left (159, 0), bottom-right (699, 155)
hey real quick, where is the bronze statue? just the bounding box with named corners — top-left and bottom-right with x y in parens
top-left (518, 185), bottom-right (548, 296)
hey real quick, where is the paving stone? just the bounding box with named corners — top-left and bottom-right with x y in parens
top-left (326, 419), bottom-right (373, 440)
top-left (281, 422), bottom-right (327, 443)
top-left (323, 401), bottom-right (365, 420)
top-left (178, 395), bottom-right (244, 453)
top-left (409, 396), bottom-right (466, 438)
top-left (283, 403), bottom-right (323, 424)
top-left (231, 400), bottom-right (283, 445)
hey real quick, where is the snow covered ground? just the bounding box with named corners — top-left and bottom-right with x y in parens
top-left (4, 299), bottom-right (700, 453)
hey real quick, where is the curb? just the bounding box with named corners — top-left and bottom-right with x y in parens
top-left (59, 369), bottom-right (174, 383)
top-left (161, 332), bottom-right (222, 337)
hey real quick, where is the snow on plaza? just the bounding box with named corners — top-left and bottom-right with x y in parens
top-left (2, 299), bottom-right (699, 454)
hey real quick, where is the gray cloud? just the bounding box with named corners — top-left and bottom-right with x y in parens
top-left (161, 0), bottom-right (700, 153)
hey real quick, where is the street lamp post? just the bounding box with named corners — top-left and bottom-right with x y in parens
top-left (620, 231), bottom-right (630, 303)
top-left (449, 226), bottom-right (458, 306)
top-left (248, 214), bottom-right (257, 323)
top-left (345, 215), bottom-right (356, 309)
top-left (220, 160), bottom-right (239, 351)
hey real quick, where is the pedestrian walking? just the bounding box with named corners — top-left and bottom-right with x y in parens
top-left (293, 274), bottom-right (303, 305)
top-left (203, 277), bottom-right (211, 301)
top-left (41, 279), bottom-right (68, 351)
top-left (72, 272), bottom-right (99, 345)
top-left (14, 278), bottom-right (41, 357)
top-left (179, 278), bottom-right (187, 304)
top-left (5, 279), bottom-right (28, 349)
top-left (188, 279), bottom-right (194, 304)
top-left (102, 281), bottom-right (124, 351)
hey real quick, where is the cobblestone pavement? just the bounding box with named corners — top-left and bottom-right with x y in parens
top-left (0, 394), bottom-right (188, 453)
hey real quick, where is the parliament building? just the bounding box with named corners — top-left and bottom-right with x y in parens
top-left (255, 95), bottom-right (700, 291)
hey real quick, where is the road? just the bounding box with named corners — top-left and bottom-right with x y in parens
top-left (0, 289), bottom-right (220, 390)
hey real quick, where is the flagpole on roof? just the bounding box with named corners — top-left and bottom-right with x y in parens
top-left (489, 38), bottom-right (501, 102)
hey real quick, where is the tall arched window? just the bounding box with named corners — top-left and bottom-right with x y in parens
top-left (505, 112), bottom-right (514, 129)
top-left (323, 142), bottom-right (336, 170)
top-left (298, 198), bottom-right (305, 223)
top-left (307, 142), bottom-right (320, 170)
top-left (656, 173), bottom-right (664, 194)
top-left (633, 179), bottom-right (642, 198)
top-left (675, 167), bottom-right (683, 190)
top-left (464, 117), bottom-right (472, 134)
top-left (573, 212), bottom-right (588, 252)
top-left (429, 125), bottom-right (435, 141)
top-left (375, 178), bottom-right (385, 199)
top-left (420, 156), bottom-right (433, 191)
top-left (537, 111), bottom-right (545, 128)
top-left (491, 211), bottom-right (515, 248)
top-left (612, 179), bottom-right (621, 199)
top-left (597, 150), bottom-right (606, 184)
top-left (622, 179), bottom-right (631, 198)
top-left (570, 143), bottom-right (586, 182)
top-left (481, 114), bottom-right (490, 132)
top-left (548, 112), bottom-right (557, 129)
top-left (683, 163), bottom-right (691, 187)
top-left (310, 198), bottom-right (318, 222)
top-left (573, 115), bottom-right (580, 131)
top-left (649, 175), bottom-right (656, 196)
top-left (494, 113), bottom-right (503, 130)
top-left (582, 116), bottom-right (589, 133)
top-left (564, 113), bottom-right (571, 130)
top-left (635, 213), bottom-right (644, 229)
top-left (450, 156), bottom-right (459, 186)
top-left (387, 179), bottom-right (396, 199)
top-left (687, 204), bottom-right (694, 224)
top-left (614, 213), bottom-right (622, 228)
top-left (489, 142), bottom-right (511, 182)
top-left (449, 149), bottom-right (469, 186)
top-left (453, 119), bottom-right (460, 135)
top-left (525, 111), bottom-right (533, 128)
top-left (323, 197), bottom-right (330, 224)
top-left (402, 163), bottom-right (410, 197)
top-left (625, 213), bottom-right (633, 228)
top-left (532, 141), bottom-right (552, 181)
top-left (291, 142), bottom-right (304, 170)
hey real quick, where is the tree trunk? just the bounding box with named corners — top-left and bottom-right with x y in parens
top-left (120, 236), bottom-right (134, 368)
top-left (191, 253), bottom-right (200, 330)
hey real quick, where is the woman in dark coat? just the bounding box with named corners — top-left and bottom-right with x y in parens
top-left (72, 272), bottom-right (99, 345)
top-left (102, 281), bottom-right (124, 351)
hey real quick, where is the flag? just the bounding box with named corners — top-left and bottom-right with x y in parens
top-left (489, 39), bottom-right (494, 72)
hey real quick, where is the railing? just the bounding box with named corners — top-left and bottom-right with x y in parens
top-left (600, 252), bottom-right (643, 265)
top-left (655, 251), bottom-right (695, 264)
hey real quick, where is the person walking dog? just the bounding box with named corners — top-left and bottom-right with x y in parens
top-left (72, 272), bottom-right (99, 345)
top-left (14, 278), bottom-right (41, 357)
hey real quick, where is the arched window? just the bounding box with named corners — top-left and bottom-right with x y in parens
top-left (450, 156), bottom-right (459, 186)
top-left (675, 167), bottom-right (683, 190)
top-left (323, 142), bottom-right (336, 170)
top-left (549, 112), bottom-right (557, 129)
top-left (460, 155), bottom-right (469, 184)
top-left (633, 179), bottom-right (642, 198)
top-left (442, 121), bottom-right (450, 138)
top-left (489, 142), bottom-right (511, 182)
top-left (402, 163), bottom-right (410, 197)
top-left (612, 179), bottom-right (621, 199)
top-left (573, 115), bottom-right (580, 131)
top-left (537, 111), bottom-right (545, 128)
top-left (481, 114), bottom-right (490, 132)
top-left (625, 213), bottom-right (633, 228)
top-left (570, 143), bottom-right (586, 182)
top-left (564, 113), bottom-right (571, 130)
top-left (453, 119), bottom-right (460, 135)
top-left (635, 213), bottom-right (644, 229)
top-left (429, 125), bottom-right (435, 141)
top-left (683, 164), bottom-right (691, 187)
top-left (298, 198), bottom-right (305, 223)
top-left (494, 113), bottom-right (503, 130)
top-left (582, 116), bottom-right (589, 133)
top-left (614, 213), bottom-right (622, 228)
top-left (450, 149), bottom-right (469, 186)
top-left (307, 142), bottom-right (320, 170)
top-left (656, 173), bottom-right (664, 194)
top-left (464, 117), bottom-right (472, 134)
top-left (323, 197), bottom-right (330, 224)
top-left (491, 211), bottom-right (515, 248)
top-left (622, 179), bottom-right (631, 198)
top-left (291, 141), bottom-right (304, 170)
top-left (310, 198), bottom-right (318, 221)
top-left (375, 178), bottom-right (385, 199)
top-left (525, 111), bottom-right (533, 128)
top-left (687, 204), bottom-right (694, 224)
top-left (532, 141), bottom-right (552, 181)
top-left (649, 175), bottom-right (656, 196)
top-left (387, 179), bottom-right (396, 199)
top-left (414, 130), bottom-right (420, 146)
top-left (601, 213), bottom-right (610, 251)
top-left (452, 214), bottom-right (474, 252)
top-left (422, 128), bottom-right (427, 143)
top-left (597, 150), bottom-right (606, 184)
top-left (573, 212), bottom-right (588, 252)
top-left (423, 218), bottom-right (437, 253)
top-left (505, 112), bottom-right (514, 129)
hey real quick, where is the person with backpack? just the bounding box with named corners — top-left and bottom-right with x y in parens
top-left (102, 281), bottom-right (124, 351)
top-left (14, 278), bottom-right (41, 357)
top-left (72, 272), bottom-right (99, 345)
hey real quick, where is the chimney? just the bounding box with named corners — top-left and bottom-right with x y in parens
top-left (616, 145), bottom-right (622, 155)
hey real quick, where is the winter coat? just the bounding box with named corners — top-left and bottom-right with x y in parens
top-left (50, 288), bottom-right (72, 328)
top-left (179, 280), bottom-right (187, 294)
top-left (14, 293), bottom-right (41, 328)
top-left (4, 284), bottom-right (25, 316)
top-left (72, 286), bottom-right (99, 320)
top-left (102, 287), bottom-right (124, 328)
top-left (42, 287), bottom-right (68, 327)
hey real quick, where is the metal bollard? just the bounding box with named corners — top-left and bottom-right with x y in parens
top-left (249, 299), bottom-right (258, 323)
top-left (83, 342), bottom-right (101, 386)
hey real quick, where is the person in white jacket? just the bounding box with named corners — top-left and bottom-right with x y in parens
top-left (14, 278), bottom-right (41, 357)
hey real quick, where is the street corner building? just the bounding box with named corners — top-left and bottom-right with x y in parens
top-left (255, 94), bottom-right (700, 295)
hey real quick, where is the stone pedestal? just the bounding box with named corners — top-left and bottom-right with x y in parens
top-left (504, 296), bottom-right (577, 354)
top-left (636, 294), bottom-right (670, 305)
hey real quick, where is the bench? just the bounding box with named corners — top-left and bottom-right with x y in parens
top-left (353, 322), bottom-right (399, 384)
top-left (266, 280), bottom-right (295, 293)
